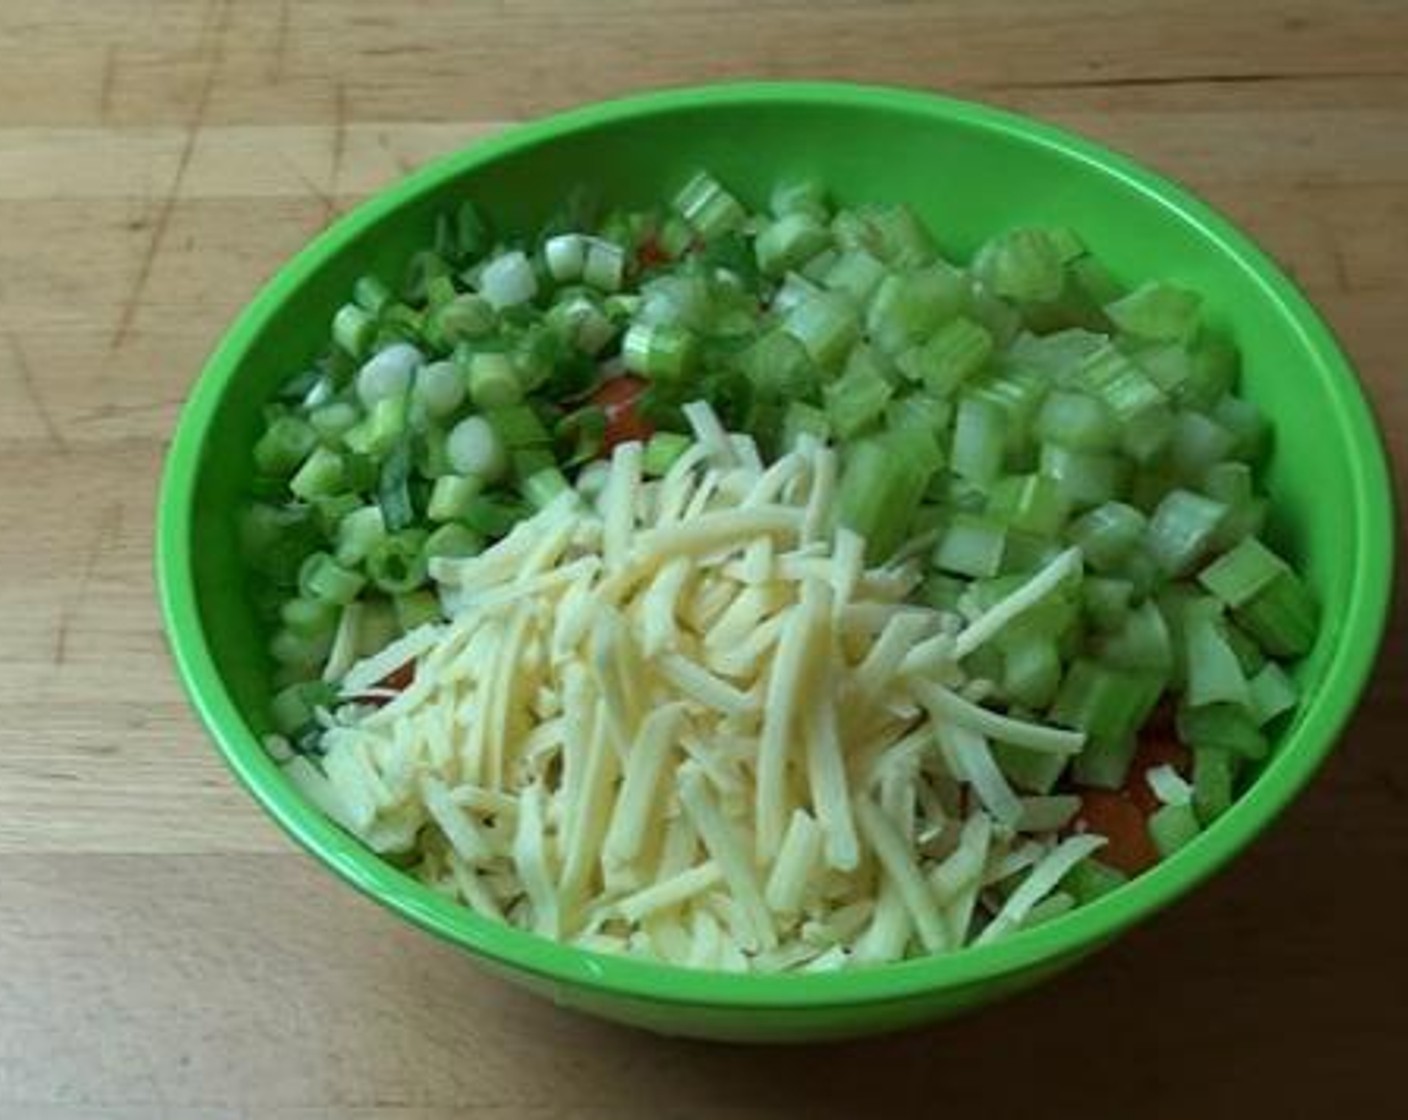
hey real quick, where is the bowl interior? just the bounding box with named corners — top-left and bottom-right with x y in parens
top-left (160, 83), bottom-right (1392, 1037)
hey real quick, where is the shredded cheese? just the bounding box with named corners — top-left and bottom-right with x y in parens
top-left (296, 400), bottom-right (1107, 972)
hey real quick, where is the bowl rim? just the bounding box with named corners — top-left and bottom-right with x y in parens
top-left (156, 79), bottom-right (1395, 1010)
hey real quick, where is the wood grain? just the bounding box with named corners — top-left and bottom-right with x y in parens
top-left (1, 1), bottom-right (1404, 1115)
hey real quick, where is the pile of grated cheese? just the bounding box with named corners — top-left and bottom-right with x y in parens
top-left (282, 401), bottom-right (1104, 971)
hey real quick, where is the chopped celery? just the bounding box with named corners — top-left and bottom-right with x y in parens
top-left (1055, 661), bottom-right (1165, 788)
top-left (1197, 536), bottom-right (1289, 608)
top-left (933, 513), bottom-right (1008, 578)
top-left (1148, 802), bottom-right (1200, 857)
top-left (1182, 598), bottom-right (1251, 711)
top-left (643, 431), bottom-right (692, 477)
top-left (770, 179), bottom-right (829, 220)
top-left (1076, 344), bottom-right (1168, 427)
top-left (987, 473), bottom-right (1070, 537)
top-left (952, 395), bottom-right (1008, 485)
top-left (673, 171), bottom-right (745, 238)
top-left (837, 430), bottom-right (941, 563)
top-left (745, 329), bottom-right (817, 400)
top-left (1104, 281), bottom-right (1201, 343)
top-left (823, 248), bottom-right (888, 305)
top-left (1039, 444), bottom-right (1128, 508)
top-left (1167, 410), bottom-right (1236, 480)
top-left (1000, 636), bottom-right (1062, 709)
top-left (865, 266), bottom-right (967, 354)
top-left (755, 212), bottom-right (832, 277)
top-left (1095, 600), bottom-right (1173, 672)
top-left (783, 292), bottom-right (861, 370)
top-left (1067, 501), bottom-right (1145, 571)
top-left (1235, 568), bottom-right (1318, 657)
top-left (1145, 489), bottom-right (1228, 576)
top-left (1065, 859), bottom-right (1129, 904)
top-left (973, 228), bottom-right (1066, 303)
top-left (895, 317), bottom-right (993, 397)
top-left (824, 359), bottom-right (893, 439)
top-left (622, 322), bottom-right (698, 383)
top-left (1248, 662), bottom-right (1298, 726)
top-left (1033, 390), bottom-right (1119, 452)
top-left (1083, 576), bottom-right (1134, 631)
top-left (1176, 703), bottom-right (1268, 761)
top-left (1192, 746), bottom-right (1237, 824)
top-left (270, 679), bottom-right (338, 736)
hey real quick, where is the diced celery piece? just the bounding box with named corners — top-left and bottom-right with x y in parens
top-left (1192, 746), bottom-right (1237, 824)
top-left (1034, 389), bottom-right (1119, 452)
top-left (622, 322), bottom-right (698, 383)
top-left (770, 179), bottom-right (829, 220)
top-left (755, 212), bottom-right (832, 278)
top-left (1167, 409), bottom-right (1236, 480)
top-left (673, 171), bottom-right (745, 238)
top-left (895, 317), bottom-right (994, 397)
top-left (1095, 600), bottom-right (1174, 672)
top-left (1065, 858), bottom-right (1129, 904)
top-left (1145, 489), bottom-right (1228, 576)
top-left (1223, 620), bottom-right (1266, 677)
top-left (951, 395), bottom-right (1008, 485)
top-left (1010, 328), bottom-right (1109, 381)
top-left (987, 473), bottom-right (1070, 537)
top-left (1076, 344), bottom-right (1168, 427)
top-left (886, 393), bottom-right (953, 441)
top-left (643, 431), bottom-right (692, 477)
top-left (1198, 536), bottom-right (1288, 608)
top-left (783, 291), bottom-right (862, 370)
top-left (1000, 635), bottom-right (1062, 709)
top-left (745, 329), bottom-right (817, 400)
top-left (1248, 662), bottom-right (1299, 726)
top-left (782, 400), bottom-right (832, 449)
top-left (1052, 660), bottom-right (1165, 748)
top-left (1039, 444), bottom-right (1128, 508)
top-left (992, 741), bottom-right (1070, 795)
top-left (1235, 569), bottom-right (1318, 657)
top-left (1180, 335), bottom-right (1238, 410)
top-left (915, 571), bottom-right (967, 613)
top-left (1212, 394), bottom-right (1270, 463)
top-left (865, 203), bottom-right (937, 267)
top-left (1131, 342), bottom-right (1193, 396)
top-left (824, 359), bottom-right (893, 438)
top-left (1105, 281), bottom-right (1202, 343)
top-left (933, 512), bottom-right (1008, 578)
top-left (1176, 703), bottom-right (1268, 761)
top-left (865, 265), bottom-right (967, 354)
top-left (1182, 598), bottom-right (1251, 711)
top-left (973, 228), bottom-right (1066, 303)
top-left (1067, 501), bottom-right (1146, 572)
top-left (822, 248), bottom-right (888, 305)
top-left (1084, 576), bottom-right (1134, 631)
top-left (836, 430), bottom-right (941, 563)
top-left (1148, 802), bottom-right (1200, 857)
top-left (1072, 732), bottom-right (1139, 790)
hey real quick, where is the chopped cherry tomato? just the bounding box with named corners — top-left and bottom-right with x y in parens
top-left (636, 234), bottom-right (670, 269)
top-left (1070, 718), bottom-right (1192, 874)
top-left (378, 661), bottom-right (415, 692)
top-left (590, 374), bottom-right (655, 452)
top-left (1073, 789), bottom-right (1158, 876)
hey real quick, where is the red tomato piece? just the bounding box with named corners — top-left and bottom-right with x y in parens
top-left (1073, 789), bottom-right (1158, 876)
top-left (636, 234), bottom-right (670, 269)
top-left (590, 375), bottom-right (655, 452)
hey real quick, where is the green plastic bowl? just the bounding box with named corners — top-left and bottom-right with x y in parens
top-left (156, 82), bottom-right (1393, 1042)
